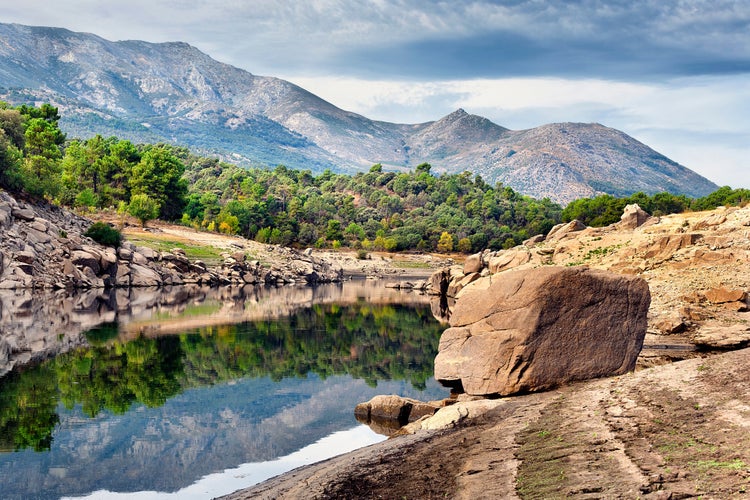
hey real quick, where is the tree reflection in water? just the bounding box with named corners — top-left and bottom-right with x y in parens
top-left (0, 300), bottom-right (443, 453)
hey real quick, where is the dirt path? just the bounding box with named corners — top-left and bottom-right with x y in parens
top-left (223, 347), bottom-right (750, 499)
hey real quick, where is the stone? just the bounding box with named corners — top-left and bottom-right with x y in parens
top-left (704, 287), bottom-right (747, 304)
top-left (136, 246), bottom-right (158, 260)
top-left (429, 268), bottom-right (452, 296)
top-left (118, 247), bottom-right (134, 261)
top-left (434, 266), bottom-right (650, 396)
top-left (129, 263), bottom-right (162, 287)
top-left (693, 325), bottom-right (750, 349)
top-left (446, 272), bottom-right (481, 297)
top-left (545, 219), bottom-right (587, 242)
top-left (654, 316), bottom-right (687, 335)
top-left (487, 247), bottom-right (532, 274)
top-left (25, 227), bottom-right (52, 246)
top-left (11, 208), bottom-right (35, 222)
top-left (524, 234), bottom-right (546, 246)
top-left (14, 250), bottom-right (36, 265)
top-left (693, 212), bottom-right (728, 230)
top-left (618, 204), bottom-right (654, 230)
top-left (642, 233), bottom-right (703, 262)
top-left (71, 250), bottom-right (101, 275)
top-left (463, 252), bottom-right (484, 274)
top-left (354, 395), bottom-right (440, 435)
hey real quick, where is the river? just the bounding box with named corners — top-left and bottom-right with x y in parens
top-left (0, 281), bottom-right (449, 499)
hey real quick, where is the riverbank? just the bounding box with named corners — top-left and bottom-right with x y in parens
top-left (0, 189), bottom-right (450, 291)
top-left (224, 346), bottom-right (750, 499)
top-left (225, 203), bottom-right (750, 499)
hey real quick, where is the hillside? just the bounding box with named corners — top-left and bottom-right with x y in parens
top-left (0, 22), bottom-right (718, 204)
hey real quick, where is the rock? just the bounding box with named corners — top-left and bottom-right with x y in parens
top-left (463, 252), bottom-right (484, 274)
top-left (693, 212), bottom-right (728, 230)
top-left (487, 247), bottom-right (532, 274)
top-left (618, 204), bottom-right (654, 229)
top-left (129, 263), bottom-right (162, 287)
top-left (641, 233), bottom-right (703, 262)
top-left (428, 267), bottom-right (452, 296)
top-left (434, 266), bottom-right (650, 396)
top-left (11, 207), bottom-right (35, 221)
top-left (446, 272), bottom-right (481, 297)
top-left (654, 316), bottom-right (687, 335)
top-left (118, 247), bottom-right (134, 261)
top-left (354, 395), bottom-right (440, 436)
top-left (14, 250), bottom-right (36, 265)
top-left (524, 234), bottom-right (546, 246)
top-left (545, 219), bottom-right (587, 242)
top-left (704, 287), bottom-right (747, 304)
top-left (71, 250), bottom-right (101, 275)
top-left (693, 325), bottom-right (750, 349)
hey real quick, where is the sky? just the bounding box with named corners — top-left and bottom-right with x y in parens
top-left (3, 0), bottom-right (749, 188)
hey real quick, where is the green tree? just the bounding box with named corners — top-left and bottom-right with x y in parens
top-left (130, 146), bottom-right (187, 220)
top-left (21, 118), bottom-right (64, 197)
top-left (128, 194), bottom-right (161, 227)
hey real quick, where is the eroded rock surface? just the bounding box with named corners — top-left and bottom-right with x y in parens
top-left (434, 266), bottom-right (650, 396)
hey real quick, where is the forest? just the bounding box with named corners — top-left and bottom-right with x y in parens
top-left (1, 102), bottom-right (749, 254)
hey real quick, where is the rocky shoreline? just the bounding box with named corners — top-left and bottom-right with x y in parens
top-left (227, 203), bottom-right (750, 499)
top-left (0, 190), bottom-right (346, 291)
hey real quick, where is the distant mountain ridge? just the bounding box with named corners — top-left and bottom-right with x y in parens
top-left (0, 22), bottom-right (718, 203)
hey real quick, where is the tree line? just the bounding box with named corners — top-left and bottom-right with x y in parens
top-left (1, 102), bottom-right (748, 253)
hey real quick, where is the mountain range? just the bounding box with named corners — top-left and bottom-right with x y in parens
top-left (0, 22), bottom-right (718, 204)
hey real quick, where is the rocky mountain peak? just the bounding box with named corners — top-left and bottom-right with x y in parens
top-left (0, 21), bottom-right (718, 203)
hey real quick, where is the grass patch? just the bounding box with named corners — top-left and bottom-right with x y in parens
top-left (689, 459), bottom-right (747, 471)
top-left (391, 260), bottom-right (432, 269)
top-left (125, 234), bottom-right (225, 264)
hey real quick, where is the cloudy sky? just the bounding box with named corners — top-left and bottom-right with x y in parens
top-left (3, 0), bottom-right (749, 188)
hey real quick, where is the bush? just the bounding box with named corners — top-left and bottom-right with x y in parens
top-left (84, 222), bottom-right (122, 248)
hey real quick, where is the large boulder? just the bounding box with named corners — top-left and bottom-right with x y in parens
top-left (618, 203), bottom-right (654, 229)
top-left (434, 266), bottom-right (650, 396)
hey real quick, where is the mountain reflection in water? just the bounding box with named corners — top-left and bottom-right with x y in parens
top-left (0, 282), bottom-right (448, 500)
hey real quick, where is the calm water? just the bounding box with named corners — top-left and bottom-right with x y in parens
top-left (0, 282), bottom-right (448, 500)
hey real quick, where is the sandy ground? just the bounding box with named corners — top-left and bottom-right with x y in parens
top-left (223, 347), bottom-right (750, 499)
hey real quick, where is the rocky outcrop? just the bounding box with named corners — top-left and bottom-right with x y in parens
top-left (618, 203), bottom-right (657, 229)
top-left (0, 190), bottom-right (343, 290)
top-left (434, 266), bottom-right (650, 396)
top-left (429, 203), bottom-right (750, 362)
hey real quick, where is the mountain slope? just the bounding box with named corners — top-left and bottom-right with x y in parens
top-left (0, 22), bottom-right (718, 203)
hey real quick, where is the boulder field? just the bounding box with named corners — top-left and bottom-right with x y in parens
top-left (0, 190), bottom-right (343, 290)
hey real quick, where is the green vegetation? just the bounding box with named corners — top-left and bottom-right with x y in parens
top-left (562, 188), bottom-right (750, 227)
top-left (83, 221), bottom-right (122, 247)
top-left (124, 234), bottom-right (224, 264)
top-left (3, 101), bottom-right (749, 255)
top-left (0, 301), bottom-right (442, 451)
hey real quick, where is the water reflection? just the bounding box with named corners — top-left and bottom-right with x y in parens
top-left (0, 282), bottom-right (447, 499)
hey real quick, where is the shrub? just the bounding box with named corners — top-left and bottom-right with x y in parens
top-left (84, 222), bottom-right (122, 248)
